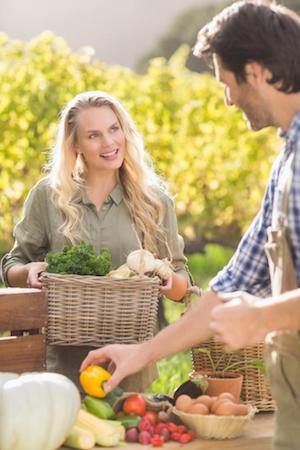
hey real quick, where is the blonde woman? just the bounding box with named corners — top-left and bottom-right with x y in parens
top-left (1, 91), bottom-right (191, 390)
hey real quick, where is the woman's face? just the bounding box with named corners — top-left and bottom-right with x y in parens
top-left (74, 105), bottom-right (126, 174)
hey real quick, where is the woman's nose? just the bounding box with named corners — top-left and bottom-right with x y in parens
top-left (101, 133), bottom-right (114, 147)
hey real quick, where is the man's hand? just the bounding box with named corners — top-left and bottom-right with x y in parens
top-left (209, 291), bottom-right (267, 351)
top-left (80, 342), bottom-right (150, 392)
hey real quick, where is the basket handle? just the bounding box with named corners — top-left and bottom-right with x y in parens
top-left (183, 285), bottom-right (202, 310)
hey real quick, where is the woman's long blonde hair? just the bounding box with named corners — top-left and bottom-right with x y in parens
top-left (48, 90), bottom-right (167, 255)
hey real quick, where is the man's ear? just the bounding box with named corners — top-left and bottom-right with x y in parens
top-left (244, 62), bottom-right (272, 86)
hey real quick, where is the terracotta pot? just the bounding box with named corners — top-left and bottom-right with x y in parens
top-left (189, 370), bottom-right (243, 402)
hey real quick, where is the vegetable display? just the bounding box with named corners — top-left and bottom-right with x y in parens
top-left (45, 242), bottom-right (112, 276)
top-left (63, 389), bottom-right (197, 448)
top-left (0, 372), bottom-right (80, 450)
top-left (79, 365), bottom-right (111, 398)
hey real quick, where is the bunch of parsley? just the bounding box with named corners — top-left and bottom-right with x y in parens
top-left (45, 242), bottom-right (112, 276)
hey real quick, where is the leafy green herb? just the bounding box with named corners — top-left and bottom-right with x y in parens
top-left (45, 242), bottom-right (112, 276)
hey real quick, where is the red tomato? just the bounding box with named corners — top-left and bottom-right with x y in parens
top-left (179, 433), bottom-right (192, 444)
top-left (123, 394), bottom-right (146, 416)
top-left (150, 434), bottom-right (164, 447)
top-left (143, 410), bottom-right (158, 424)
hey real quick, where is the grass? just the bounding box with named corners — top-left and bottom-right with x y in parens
top-left (147, 244), bottom-right (234, 395)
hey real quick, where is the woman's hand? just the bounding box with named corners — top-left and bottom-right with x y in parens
top-left (159, 276), bottom-right (173, 292)
top-left (159, 272), bottom-right (188, 301)
top-left (26, 261), bottom-right (47, 288)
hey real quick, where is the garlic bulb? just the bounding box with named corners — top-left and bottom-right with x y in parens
top-left (108, 264), bottom-right (132, 279)
top-left (154, 259), bottom-right (173, 280)
top-left (126, 249), bottom-right (156, 275)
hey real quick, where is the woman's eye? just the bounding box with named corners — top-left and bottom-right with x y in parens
top-left (111, 126), bottom-right (119, 132)
top-left (88, 134), bottom-right (97, 139)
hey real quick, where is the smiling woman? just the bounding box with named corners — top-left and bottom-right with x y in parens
top-left (1, 90), bottom-right (191, 391)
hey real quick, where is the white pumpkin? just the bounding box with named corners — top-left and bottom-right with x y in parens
top-left (0, 372), bottom-right (81, 450)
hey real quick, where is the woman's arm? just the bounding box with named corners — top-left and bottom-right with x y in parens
top-left (1, 180), bottom-right (49, 288)
top-left (7, 261), bottom-right (47, 288)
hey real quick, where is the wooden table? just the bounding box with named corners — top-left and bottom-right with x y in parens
top-left (61, 412), bottom-right (274, 450)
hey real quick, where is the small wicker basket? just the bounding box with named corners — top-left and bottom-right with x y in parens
top-left (184, 290), bottom-right (275, 412)
top-left (191, 338), bottom-right (275, 412)
top-left (172, 405), bottom-right (256, 439)
top-left (42, 273), bottom-right (160, 346)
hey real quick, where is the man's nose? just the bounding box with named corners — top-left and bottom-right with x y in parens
top-left (224, 87), bottom-right (233, 106)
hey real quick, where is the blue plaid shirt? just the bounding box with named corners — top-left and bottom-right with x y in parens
top-left (210, 110), bottom-right (300, 297)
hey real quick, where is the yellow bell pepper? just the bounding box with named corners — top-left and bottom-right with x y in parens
top-left (79, 365), bottom-right (111, 398)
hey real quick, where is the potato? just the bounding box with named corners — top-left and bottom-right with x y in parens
top-left (188, 403), bottom-right (209, 415)
top-left (211, 398), bottom-right (231, 414)
top-left (194, 395), bottom-right (215, 410)
top-left (175, 395), bottom-right (193, 412)
top-left (235, 404), bottom-right (249, 416)
top-left (215, 401), bottom-right (238, 416)
top-left (217, 392), bottom-right (236, 403)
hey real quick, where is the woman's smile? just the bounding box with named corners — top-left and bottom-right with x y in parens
top-left (100, 148), bottom-right (119, 160)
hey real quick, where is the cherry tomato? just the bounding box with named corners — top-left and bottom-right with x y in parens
top-left (176, 424), bottom-right (187, 434)
top-left (154, 423), bottom-right (166, 434)
top-left (143, 410), bottom-right (158, 424)
top-left (150, 434), bottom-right (164, 447)
top-left (171, 431), bottom-right (181, 441)
top-left (179, 433), bottom-right (192, 444)
top-left (123, 394), bottom-right (146, 416)
top-left (166, 422), bottom-right (177, 433)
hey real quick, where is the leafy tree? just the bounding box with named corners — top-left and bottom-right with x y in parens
top-left (137, 0), bottom-right (300, 74)
top-left (137, 2), bottom-right (230, 73)
top-left (0, 34), bottom-right (280, 257)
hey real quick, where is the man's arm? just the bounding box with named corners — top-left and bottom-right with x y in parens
top-left (80, 289), bottom-right (221, 391)
top-left (210, 289), bottom-right (300, 350)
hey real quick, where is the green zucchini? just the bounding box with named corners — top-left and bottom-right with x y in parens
top-left (83, 395), bottom-right (115, 420)
top-left (116, 415), bottom-right (141, 429)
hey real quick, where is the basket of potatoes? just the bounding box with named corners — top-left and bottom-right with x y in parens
top-left (172, 392), bottom-right (256, 439)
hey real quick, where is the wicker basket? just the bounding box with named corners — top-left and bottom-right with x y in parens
top-left (172, 405), bottom-right (256, 439)
top-left (183, 289), bottom-right (275, 412)
top-left (42, 273), bottom-right (160, 346)
top-left (191, 338), bottom-right (275, 412)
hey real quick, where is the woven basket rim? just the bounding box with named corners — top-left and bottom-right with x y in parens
top-left (173, 404), bottom-right (257, 420)
top-left (41, 272), bottom-right (160, 284)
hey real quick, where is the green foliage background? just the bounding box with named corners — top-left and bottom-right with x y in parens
top-left (0, 33), bottom-right (280, 255)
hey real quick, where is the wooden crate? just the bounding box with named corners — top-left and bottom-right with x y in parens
top-left (0, 288), bottom-right (47, 373)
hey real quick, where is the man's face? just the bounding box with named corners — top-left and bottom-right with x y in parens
top-left (213, 54), bottom-right (274, 131)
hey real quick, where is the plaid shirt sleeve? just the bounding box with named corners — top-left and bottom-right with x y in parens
top-left (209, 156), bottom-right (283, 297)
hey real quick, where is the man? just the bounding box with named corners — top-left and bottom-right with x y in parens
top-left (81, 2), bottom-right (300, 448)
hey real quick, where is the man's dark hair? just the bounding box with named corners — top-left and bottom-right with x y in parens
top-left (193, 0), bottom-right (300, 93)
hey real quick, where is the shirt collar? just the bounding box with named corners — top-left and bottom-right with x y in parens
top-left (280, 109), bottom-right (300, 145)
top-left (78, 183), bottom-right (124, 206)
